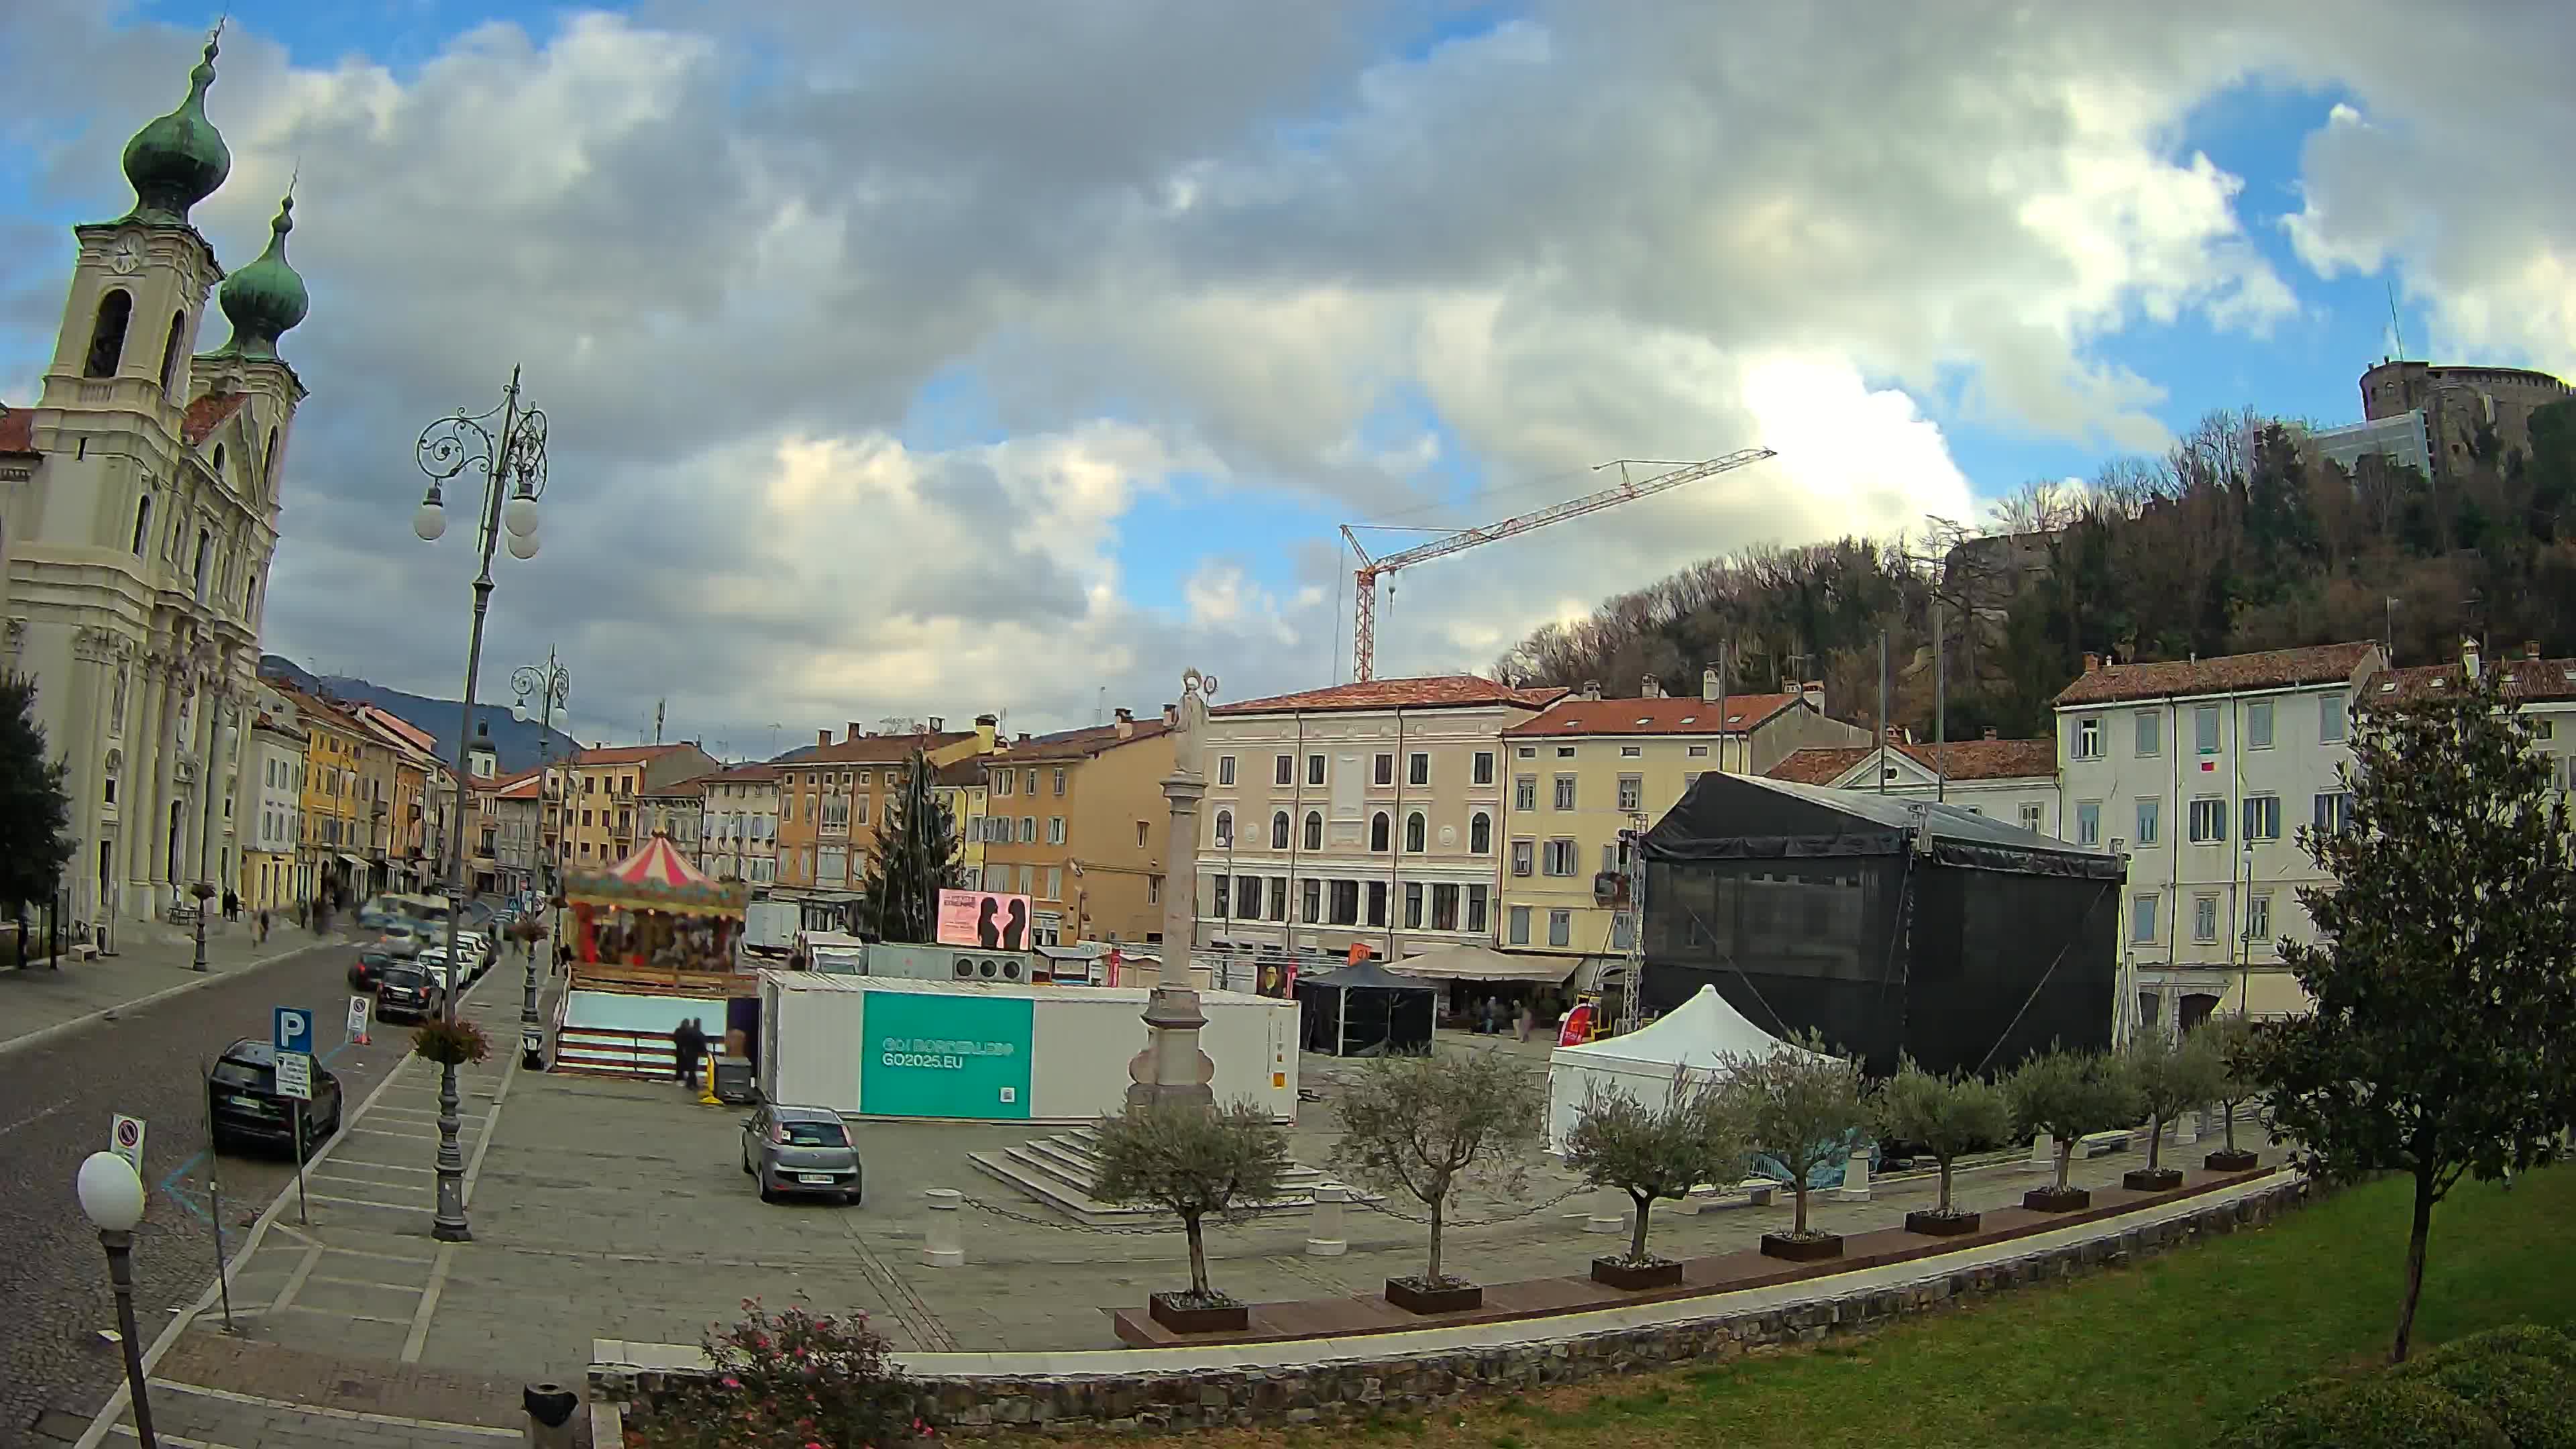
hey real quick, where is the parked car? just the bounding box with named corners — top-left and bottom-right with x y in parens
top-left (739, 1104), bottom-right (863, 1204)
top-left (376, 961), bottom-right (446, 1022)
top-left (455, 930), bottom-right (496, 977)
top-left (206, 1038), bottom-right (343, 1156)
top-left (348, 945), bottom-right (400, 991)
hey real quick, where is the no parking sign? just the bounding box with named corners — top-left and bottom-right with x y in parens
top-left (110, 1113), bottom-right (146, 1175)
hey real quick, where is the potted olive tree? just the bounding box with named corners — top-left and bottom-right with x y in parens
top-left (1563, 1068), bottom-right (1748, 1289)
top-left (1725, 1034), bottom-right (1871, 1262)
top-left (1332, 1050), bottom-right (1544, 1313)
top-left (2199, 1014), bottom-right (2264, 1172)
top-left (1090, 1099), bottom-right (1291, 1334)
top-left (2123, 1029), bottom-right (2224, 1192)
top-left (1874, 1057), bottom-right (2012, 1236)
top-left (2004, 1045), bottom-right (2139, 1212)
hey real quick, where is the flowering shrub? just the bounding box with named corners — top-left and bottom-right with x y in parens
top-left (410, 1018), bottom-right (490, 1066)
top-left (635, 1299), bottom-right (914, 1449)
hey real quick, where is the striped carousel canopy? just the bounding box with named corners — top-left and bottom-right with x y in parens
top-left (564, 832), bottom-right (751, 917)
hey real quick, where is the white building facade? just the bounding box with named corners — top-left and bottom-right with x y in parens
top-left (700, 764), bottom-right (781, 885)
top-left (3, 36), bottom-right (310, 930)
top-left (241, 713), bottom-right (303, 911)
top-left (1192, 676), bottom-right (1562, 977)
top-left (2053, 642), bottom-right (2384, 1028)
top-left (1767, 733), bottom-right (2061, 837)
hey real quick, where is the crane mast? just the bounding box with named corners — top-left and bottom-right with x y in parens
top-left (1342, 448), bottom-right (1776, 681)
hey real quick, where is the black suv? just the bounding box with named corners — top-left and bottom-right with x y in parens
top-left (349, 945), bottom-right (400, 991)
top-left (376, 961), bottom-right (445, 1022)
top-left (207, 1039), bottom-right (343, 1155)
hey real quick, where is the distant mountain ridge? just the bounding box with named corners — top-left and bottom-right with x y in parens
top-left (258, 654), bottom-right (578, 776)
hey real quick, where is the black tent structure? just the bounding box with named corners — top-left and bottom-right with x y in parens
top-left (1295, 959), bottom-right (1439, 1057)
top-left (1639, 772), bottom-right (2123, 1078)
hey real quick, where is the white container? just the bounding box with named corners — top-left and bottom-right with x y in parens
top-left (759, 971), bottom-right (1298, 1122)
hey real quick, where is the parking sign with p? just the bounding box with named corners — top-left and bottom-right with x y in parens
top-left (273, 1006), bottom-right (313, 1057)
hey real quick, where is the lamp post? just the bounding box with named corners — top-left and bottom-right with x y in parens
top-left (189, 881), bottom-right (213, 971)
top-left (77, 1152), bottom-right (158, 1449)
top-left (411, 367), bottom-right (549, 1242)
top-left (512, 652), bottom-right (570, 1070)
top-left (1125, 669), bottom-right (1217, 1112)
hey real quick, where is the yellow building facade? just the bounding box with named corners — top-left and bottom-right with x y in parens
top-left (277, 687), bottom-right (368, 906)
top-left (979, 711), bottom-right (1173, 945)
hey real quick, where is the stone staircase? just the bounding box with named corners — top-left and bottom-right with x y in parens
top-left (967, 1126), bottom-right (1366, 1226)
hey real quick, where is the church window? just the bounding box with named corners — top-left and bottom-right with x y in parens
top-left (193, 527), bottom-right (212, 601)
top-left (263, 428), bottom-right (279, 490)
top-left (211, 443), bottom-right (225, 480)
top-left (85, 290), bottom-right (133, 378)
top-left (157, 311), bottom-right (186, 394)
top-left (129, 495), bottom-right (152, 555)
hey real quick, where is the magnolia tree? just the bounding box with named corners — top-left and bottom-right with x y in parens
top-left (2255, 663), bottom-right (2576, 1364)
top-left (1091, 1099), bottom-right (1291, 1307)
top-left (2125, 1029), bottom-right (2225, 1176)
top-left (1722, 1033), bottom-right (1870, 1239)
top-left (1873, 1057), bottom-right (2012, 1219)
top-left (1563, 1067), bottom-right (1749, 1266)
top-left (1332, 1050), bottom-right (1544, 1288)
top-left (2005, 1046), bottom-right (2139, 1196)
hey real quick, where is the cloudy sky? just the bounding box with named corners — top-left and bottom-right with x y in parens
top-left (3, 1), bottom-right (2569, 755)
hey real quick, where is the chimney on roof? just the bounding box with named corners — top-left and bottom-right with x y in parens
top-left (1580, 680), bottom-right (1603, 701)
top-left (974, 714), bottom-right (998, 751)
top-left (1641, 674), bottom-right (1663, 698)
top-left (817, 729), bottom-right (830, 748)
top-left (2084, 651), bottom-right (2100, 674)
top-left (1983, 727), bottom-right (1999, 741)
top-left (1016, 732), bottom-right (1032, 745)
top-left (847, 721), bottom-right (865, 742)
top-left (1701, 666), bottom-right (1721, 703)
top-left (929, 716), bottom-right (945, 732)
top-left (2462, 636), bottom-right (2481, 681)
top-left (1801, 680), bottom-right (1824, 702)
top-left (1114, 707), bottom-right (1135, 739)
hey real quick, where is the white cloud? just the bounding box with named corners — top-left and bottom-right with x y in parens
top-left (3, 0), bottom-right (2563, 750)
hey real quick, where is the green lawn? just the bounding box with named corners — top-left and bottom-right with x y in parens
top-left (1250, 1165), bottom-right (2575, 1449)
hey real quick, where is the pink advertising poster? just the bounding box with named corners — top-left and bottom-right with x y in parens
top-left (937, 889), bottom-right (1036, 950)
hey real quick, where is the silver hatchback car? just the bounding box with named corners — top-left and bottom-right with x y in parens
top-left (739, 1104), bottom-right (863, 1204)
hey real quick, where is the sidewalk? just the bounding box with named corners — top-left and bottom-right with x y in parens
top-left (0, 919), bottom-right (348, 1054)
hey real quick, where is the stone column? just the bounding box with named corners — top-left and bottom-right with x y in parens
top-left (127, 662), bottom-right (168, 916)
top-left (2174, 1108), bottom-right (2198, 1147)
top-left (1583, 1187), bottom-right (1626, 1234)
top-left (2026, 1132), bottom-right (2055, 1172)
top-left (1126, 669), bottom-right (1217, 1113)
top-left (920, 1188), bottom-right (964, 1268)
top-left (1305, 1183), bottom-right (1348, 1256)
top-left (1834, 1140), bottom-right (1873, 1201)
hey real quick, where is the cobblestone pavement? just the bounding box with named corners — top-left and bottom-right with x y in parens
top-left (0, 928), bottom-right (532, 1449)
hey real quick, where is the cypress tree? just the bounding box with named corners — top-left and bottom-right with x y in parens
top-left (0, 672), bottom-right (76, 925)
top-left (858, 747), bottom-right (962, 943)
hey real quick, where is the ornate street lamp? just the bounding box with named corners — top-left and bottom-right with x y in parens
top-left (410, 367), bottom-right (549, 1242)
top-left (511, 652), bottom-right (570, 1070)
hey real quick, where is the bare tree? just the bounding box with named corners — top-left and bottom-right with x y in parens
top-left (1331, 1051), bottom-right (1544, 1288)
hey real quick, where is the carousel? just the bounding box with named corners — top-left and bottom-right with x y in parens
top-left (562, 832), bottom-right (752, 983)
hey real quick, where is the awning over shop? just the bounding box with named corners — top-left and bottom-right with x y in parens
top-left (337, 853), bottom-right (370, 873)
top-left (1388, 943), bottom-right (1579, 984)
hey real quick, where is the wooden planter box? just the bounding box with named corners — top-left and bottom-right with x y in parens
top-left (1904, 1209), bottom-right (1980, 1237)
top-left (1759, 1232), bottom-right (1844, 1263)
top-left (2204, 1148), bottom-right (2261, 1172)
top-left (2123, 1167), bottom-right (2186, 1193)
top-left (1590, 1255), bottom-right (1684, 1291)
top-left (1147, 1292), bottom-right (1248, 1335)
top-left (2023, 1185), bottom-right (2091, 1213)
top-left (1384, 1277), bottom-right (1483, 1315)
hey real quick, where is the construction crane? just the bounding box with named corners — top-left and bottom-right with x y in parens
top-left (1340, 449), bottom-right (1777, 681)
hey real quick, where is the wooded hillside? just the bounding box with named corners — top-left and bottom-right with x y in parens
top-left (1494, 401), bottom-right (2576, 740)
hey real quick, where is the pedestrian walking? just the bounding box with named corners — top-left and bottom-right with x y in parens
top-left (256, 910), bottom-right (270, 945)
top-left (672, 1018), bottom-right (707, 1089)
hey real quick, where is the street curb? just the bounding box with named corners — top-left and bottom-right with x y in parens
top-left (0, 938), bottom-right (343, 1063)
top-left (72, 964), bottom-right (513, 1449)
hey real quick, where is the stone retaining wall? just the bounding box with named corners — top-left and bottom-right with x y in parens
top-left (597, 1178), bottom-right (2310, 1438)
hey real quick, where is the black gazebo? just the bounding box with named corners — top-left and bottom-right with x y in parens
top-left (1294, 959), bottom-right (1438, 1057)
top-left (1639, 772), bottom-right (2124, 1077)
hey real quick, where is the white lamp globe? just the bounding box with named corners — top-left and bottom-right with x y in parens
top-left (77, 1151), bottom-right (146, 1232)
top-left (505, 527), bottom-right (540, 561)
top-left (412, 500), bottom-right (447, 542)
top-left (513, 698), bottom-right (531, 724)
top-left (502, 494), bottom-right (539, 538)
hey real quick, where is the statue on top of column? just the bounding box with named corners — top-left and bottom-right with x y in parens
top-left (1171, 667), bottom-right (1218, 780)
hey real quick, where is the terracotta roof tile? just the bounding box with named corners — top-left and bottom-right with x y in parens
top-left (1766, 737), bottom-right (2057, 786)
top-left (2377, 655), bottom-right (2576, 704)
top-left (934, 759), bottom-right (986, 787)
top-left (574, 743), bottom-right (693, 766)
top-left (494, 773), bottom-right (544, 800)
top-left (696, 763), bottom-right (781, 784)
top-left (2052, 642), bottom-right (2379, 707)
top-left (0, 406), bottom-right (35, 455)
top-left (995, 718), bottom-right (1171, 761)
top-left (793, 731), bottom-right (975, 765)
top-left (1214, 675), bottom-right (1566, 716)
top-left (1503, 694), bottom-right (1805, 737)
top-left (180, 391), bottom-right (250, 447)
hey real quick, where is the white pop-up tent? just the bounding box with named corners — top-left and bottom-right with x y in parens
top-left (1544, 984), bottom-right (1829, 1152)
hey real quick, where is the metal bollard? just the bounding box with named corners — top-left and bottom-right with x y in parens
top-left (2026, 1132), bottom-right (2055, 1171)
top-left (1583, 1185), bottom-right (1626, 1234)
top-left (921, 1188), bottom-right (965, 1268)
top-left (1305, 1183), bottom-right (1348, 1257)
top-left (1834, 1142), bottom-right (1873, 1201)
top-left (523, 1383), bottom-right (578, 1449)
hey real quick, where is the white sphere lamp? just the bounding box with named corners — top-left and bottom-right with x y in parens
top-left (77, 1151), bottom-right (146, 1233)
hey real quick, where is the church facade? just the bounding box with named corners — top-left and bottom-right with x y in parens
top-left (1, 30), bottom-right (312, 932)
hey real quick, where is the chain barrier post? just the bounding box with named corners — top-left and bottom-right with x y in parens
top-left (1304, 1183), bottom-right (1348, 1257)
top-left (1584, 1186), bottom-right (1626, 1234)
top-left (2026, 1132), bottom-right (2055, 1172)
top-left (921, 1188), bottom-right (965, 1268)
